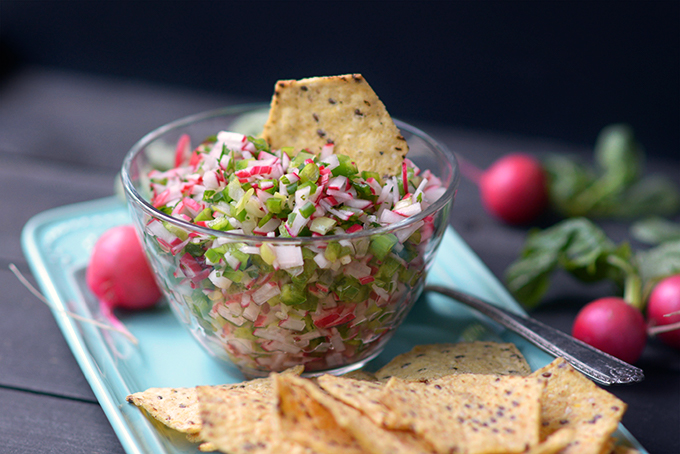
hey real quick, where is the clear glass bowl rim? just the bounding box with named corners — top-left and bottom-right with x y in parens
top-left (121, 103), bottom-right (460, 244)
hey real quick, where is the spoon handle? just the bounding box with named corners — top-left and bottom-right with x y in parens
top-left (424, 285), bottom-right (644, 385)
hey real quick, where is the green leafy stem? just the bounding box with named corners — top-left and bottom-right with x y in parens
top-left (505, 217), bottom-right (680, 311)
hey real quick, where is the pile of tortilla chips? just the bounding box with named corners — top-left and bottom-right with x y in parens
top-left (127, 342), bottom-right (636, 454)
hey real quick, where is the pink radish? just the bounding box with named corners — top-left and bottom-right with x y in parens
top-left (86, 225), bottom-right (162, 337)
top-left (647, 274), bottom-right (680, 349)
top-left (458, 152), bottom-right (549, 225)
top-left (572, 297), bottom-right (647, 364)
top-left (174, 134), bottom-right (192, 167)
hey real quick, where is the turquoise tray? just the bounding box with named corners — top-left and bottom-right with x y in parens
top-left (21, 196), bottom-right (646, 454)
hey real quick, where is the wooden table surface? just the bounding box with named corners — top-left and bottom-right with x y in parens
top-left (1, 67), bottom-right (678, 453)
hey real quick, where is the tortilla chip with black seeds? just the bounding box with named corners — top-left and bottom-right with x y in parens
top-left (262, 74), bottom-right (409, 177)
top-left (275, 374), bottom-right (434, 454)
top-left (316, 374), bottom-right (389, 425)
top-left (340, 369), bottom-right (379, 382)
top-left (125, 365), bottom-right (303, 439)
top-left (273, 374), bottom-right (365, 454)
top-left (379, 373), bottom-right (543, 454)
top-left (197, 383), bottom-right (312, 454)
top-left (531, 358), bottom-right (627, 454)
top-left (524, 428), bottom-right (575, 454)
top-left (126, 386), bottom-right (202, 434)
top-left (375, 342), bottom-right (532, 381)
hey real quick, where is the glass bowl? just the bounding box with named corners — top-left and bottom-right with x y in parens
top-left (121, 104), bottom-right (459, 377)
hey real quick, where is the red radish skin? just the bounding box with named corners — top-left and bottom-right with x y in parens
top-left (647, 274), bottom-right (680, 349)
top-left (477, 153), bottom-right (549, 225)
top-left (86, 225), bottom-right (162, 335)
top-left (174, 134), bottom-right (192, 167)
top-left (572, 297), bottom-right (647, 364)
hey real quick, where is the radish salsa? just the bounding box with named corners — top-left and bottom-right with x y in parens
top-left (144, 131), bottom-right (448, 373)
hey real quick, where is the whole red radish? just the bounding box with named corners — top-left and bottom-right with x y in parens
top-left (86, 225), bottom-right (162, 334)
top-left (477, 153), bottom-right (549, 225)
top-left (572, 297), bottom-right (647, 364)
top-left (647, 274), bottom-right (680, 349)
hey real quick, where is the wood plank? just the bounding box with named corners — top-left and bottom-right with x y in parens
top-left (0, 155), bottom-right (117, 264)
top-left (0, 267), bottom-right (96, 401)
top-left (0, 387), bottom-right (124, 453)
top-left (0, 67), bottom-right (244, 169)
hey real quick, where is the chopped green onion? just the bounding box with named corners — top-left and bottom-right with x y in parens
top-left (297, 295), bottom-right (318, 312)
top-left (299, 162), bottom-right (320, 183)
top-left (234, 209), bottom-right (248, 222)
top-left (310, 216), bottom-right (337, 235)
top-left (299, 201), bottom-right (315, 219)
top-left (184, 242), bottom-right (205, 257)
top-left (222, 269), bottom-right (243, 283)
top-left (369, 234), bottom-right (398, 261)
top-left (333, 276), bottom-right (370, 303)
top-left (352, 180), bottom-right (373, 200)
top-left (260, 243), bottom-right (276, 265)
top-left (281, 146), bottom-right (296, 158)
top-left (230, 249), bottom-right (249, 270)
top-left (281, 283), bottom-right (307, 305)
top-left (247, 136), bottom-right (270, 152)
top-left (234, 159), bottom-right (251, 171)
top-left (297, 180), bottom-right (317, 195)
top-left (325, 242), bottom-right (341, 261)
top-left (291, 260), bottom-right (317, 288)
top-left (205, 247), bottom-right (224, 264)
top-left (361, 170), bottom-right (381, 183)
top-left (228, 177), bottom-right (245, 201)
top-left (332, 154), bottom-right (358, 177)
top-left (376, 256), bottom-right (401, 281)
top-left (162, 221), bottom-right (189, 241)
top-left (258, 212), bottom-right (274, 228)
top-left (234, 188), bottom-right (254, 214)
top-left (194, 207), bottom-right (213, 222)
top-left (399, 267), bottom-right (419, 286)
top-left (266, 193), bottom-right (286, 214)
top-left (290, 151), bottom-right (314, 168)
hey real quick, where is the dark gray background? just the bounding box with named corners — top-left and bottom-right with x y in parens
top-left (2, 0), bottom-right (678, 157)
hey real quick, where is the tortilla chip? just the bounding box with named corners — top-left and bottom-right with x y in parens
top-left (125, 365), bottom-right (304, 437)
top-left (273, 374), bottom-right (364, 454)
top-left (531, 358), bottom-right (627, 454)
top-left (186, 438), bottom-right (217, 452)
top-left (524, 428), bottom-right (575, 454)
top-left (380, 374), bottom-right (543, 454)
top-left (378, 377), bottom-right (467, 454)
top-left (126, 386), bottom-right (201, 434)
top-left (184, 433), bottom-right (217, 452)
top-left (435, 373), bottom-right (543, 453)
top-left (198, 442), bottom-right (217, 452)
top-left (275, 374), bottom-right (433, 454)
top-left (197, 382), bottom-right (312, 454)
top-left (340, 369), bottom-right (379, 381)
top-left (316, 374), bottom-right (389, 425)
top-left (262, 74), bottom-right (409, 177)
top-left (375, 342), bottom-right (532, 381)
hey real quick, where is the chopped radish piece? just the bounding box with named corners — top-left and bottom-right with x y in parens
top-left (273, 245), bottom-right (304, 269)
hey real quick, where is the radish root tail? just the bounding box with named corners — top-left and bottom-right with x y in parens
top-left (9, 263), bottom-right (139, 345)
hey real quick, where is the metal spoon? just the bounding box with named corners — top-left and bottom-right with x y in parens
top-left (424, 285), bottom-right (645, 385)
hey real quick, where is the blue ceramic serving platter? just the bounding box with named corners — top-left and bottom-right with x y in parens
top-left (21, 196), bottom-right (646, 454)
